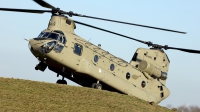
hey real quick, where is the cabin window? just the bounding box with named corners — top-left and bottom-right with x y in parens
top-left (74, 43), bottom-right (82, 56)
top-left (94, 55), bottom-right (99, 63)
top-left (141, 81), bottom-right (146, 88)
top-left (110, 64), bottom-right (115, 71)
top-left (126, 72), bottom-right (131, 79)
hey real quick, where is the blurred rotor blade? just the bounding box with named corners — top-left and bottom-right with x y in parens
top-left (168, 47), bottom-right (200, 54)
top-left (33, 0), bottom-right (55, 9)
top-left (74, 20), bottom-right (145, 44)
top-left (70, 13), bottom-right (186, 34)
top-left (0, 8), bottom-right (51, 13)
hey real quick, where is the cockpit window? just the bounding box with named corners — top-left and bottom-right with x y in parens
top-left (37, 31), bottom-right (66, 44)
top-left (38, 32), bottom-right (59, 40)
top-left (58, 36), bottom-right (63, 43)
top-left (48, 33), bottom-right (59, 40)
top-left (42, 32), bottom-right (50, 38)
top-left (58, 36), bottom-right (66, 44)
top-left (38, 32), bottom-right (44, 38)
top-left (53, 30), bottom-right (64, 35)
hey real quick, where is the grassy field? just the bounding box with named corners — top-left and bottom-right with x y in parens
top-left (0, 77), bottom-right (175, 112)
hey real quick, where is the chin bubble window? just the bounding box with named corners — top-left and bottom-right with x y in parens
top-left (126, 72), bottom-right (131, 79)
top-left (110, 64), bottom-right (115, 71)
top-left (54, 44), bottom-right (64, 53)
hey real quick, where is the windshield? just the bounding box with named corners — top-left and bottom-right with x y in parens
top-left (38, 32), bottom-right (44, 38)
top-left (48, 33), bottom-right (59, 40)
top-left (37, 31), bottom-right (66, 45)
top-left (38, 32), bottom-right (59, 40)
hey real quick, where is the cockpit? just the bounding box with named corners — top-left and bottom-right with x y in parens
top-left (38, 31), bottom-right (66, 44)
top-left (36, 30), bottom-right (66, 53)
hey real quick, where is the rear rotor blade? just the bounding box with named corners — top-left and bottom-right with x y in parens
top-left (167, 47), bottom-right (200, 54)
top-left (33, 0), bottom-right (55, 9)
top-left (0, 8), bottom-right (51, 13)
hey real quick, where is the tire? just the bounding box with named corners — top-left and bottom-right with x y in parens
top-left (91, 83), bottom-right (97, 88)
top-left (56, 79), bottom-right (67, 85)
top-left (62, 80), bottom-right (67, 85)
top-left (35, 67), bottom-right (38, 70)
top-left (95, 83), bottom-right (102, 90)
top-left (56, 79), bottom-right (62, 84)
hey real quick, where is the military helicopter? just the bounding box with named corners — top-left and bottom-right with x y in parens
top-left (0, 0), bottom-right (200, 104)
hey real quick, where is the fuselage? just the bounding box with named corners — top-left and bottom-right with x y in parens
top-left (28, 15), bottom-right (170, 104)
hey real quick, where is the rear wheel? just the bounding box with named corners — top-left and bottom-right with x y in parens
top-left (95, 83), bottom-right (102, 90)
top-left (91, 83), bottom-right (97, 88)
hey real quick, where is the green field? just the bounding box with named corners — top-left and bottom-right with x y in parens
top-left (0, 77), bottom-right (175, 112)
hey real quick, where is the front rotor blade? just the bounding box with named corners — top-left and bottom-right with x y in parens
top-left (71, 13), bottom-right (186, 34)
top-left (33, 0), bottom-right (55, 9)
top-left (74, 20), bottom-right (145, 44)
top-left (168, 47), bottom-right (200, 54)
top-left (0, 8), bottom-right (51, 13)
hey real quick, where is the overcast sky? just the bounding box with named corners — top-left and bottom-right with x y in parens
top-left (0, 0), bottom-right (200, 108)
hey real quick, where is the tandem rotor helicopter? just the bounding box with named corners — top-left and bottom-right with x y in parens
top-left (1, 0), bottom-right (200, 104)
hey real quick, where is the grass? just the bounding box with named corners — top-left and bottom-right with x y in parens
top-left (0, 77), bottom-right (175, 112)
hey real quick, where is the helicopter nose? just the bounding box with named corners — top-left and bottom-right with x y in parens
top-left (28, 38), bottom-right (44, 56)
top-left (28, 42), bottom-right (34, 52)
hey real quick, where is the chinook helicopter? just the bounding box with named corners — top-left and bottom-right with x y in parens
top-left (1, 0), bottom-right (200, 104)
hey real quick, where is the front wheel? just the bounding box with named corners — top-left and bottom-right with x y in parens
top-left (56, 79), bottom-right (67, 85)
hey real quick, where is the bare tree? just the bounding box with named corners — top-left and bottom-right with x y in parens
top-left (177, 105), bottom-right (200, 112)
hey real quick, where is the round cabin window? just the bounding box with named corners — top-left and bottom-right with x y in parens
top-left (94, 55), bottom-right (99, 62)
top-left (126, 72), bottom-right (131, 79)
top-left (110, 64), bottom-right (115, 71)
top-left (141, 81), bottom-right (146, 88)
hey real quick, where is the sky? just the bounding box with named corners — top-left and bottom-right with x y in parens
top-left (0, 0), bottom-right (200, 108)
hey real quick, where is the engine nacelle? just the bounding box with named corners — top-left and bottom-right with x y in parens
top-left (138, 60), bottom-right (167, 80)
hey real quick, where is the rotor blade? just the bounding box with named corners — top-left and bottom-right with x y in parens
top-left (33, 0), bottom-right (55, 9)
top-left (74, 20), bottom-right (145, 44)
top-left (71, 13), bottom-right (186, 34)
top-left (0, 8), bottom-right (51, 13)
top-left (167, 47), bottom-right (200, 54)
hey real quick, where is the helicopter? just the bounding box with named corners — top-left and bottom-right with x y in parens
top-left (0, 0), bottom-right (200, 104)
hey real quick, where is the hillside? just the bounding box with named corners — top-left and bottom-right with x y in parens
top-left (0, 77), bottom-right (175, 112)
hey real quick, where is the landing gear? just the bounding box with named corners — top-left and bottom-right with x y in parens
top-left (91, 83), bottom-right (97, 88)
top-left (91, 82), bottom-right (102, 90)
top-left (56, 74), bottom-right (67, 85)
top-left (56, 79), bottom-right (67, 85)
top-left (35, 62), bottom-right (47, 71)
top-left (96, 83), bottom-right (102, 90)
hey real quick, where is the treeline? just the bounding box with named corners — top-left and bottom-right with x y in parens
top-left (167, 105), bottom-right (200, 112)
